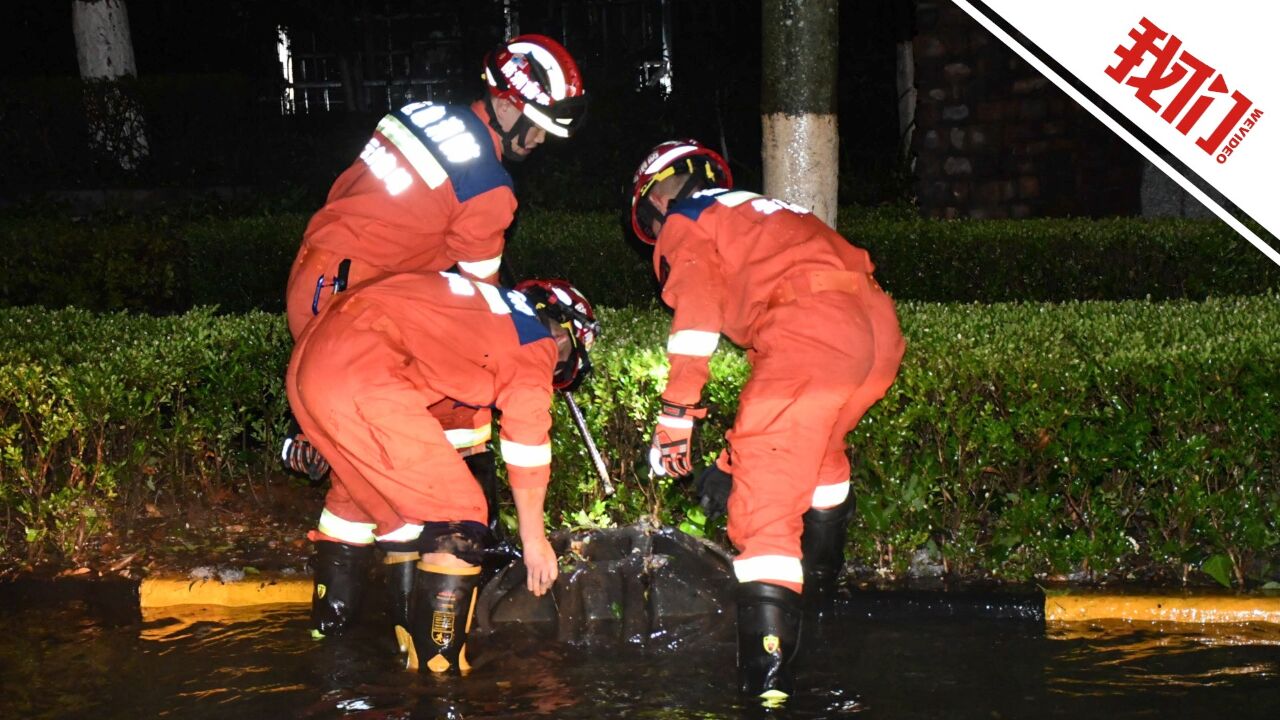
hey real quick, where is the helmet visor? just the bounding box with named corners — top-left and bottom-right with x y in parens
top-left (525, 94), bottom-right (588, 138)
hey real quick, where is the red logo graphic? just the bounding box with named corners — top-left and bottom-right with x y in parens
top-left (1106, 17), bottom-right (1264, 164)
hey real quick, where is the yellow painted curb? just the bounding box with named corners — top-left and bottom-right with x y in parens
top-left (139, 576), bottom-right (312, 608)
top-left (1045, 593), bottom-right (1280, 625)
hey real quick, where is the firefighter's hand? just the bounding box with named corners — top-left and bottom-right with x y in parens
top-left (522, 534), bottom-right (559, 597)
top-left (647, 399), bottom-right (708, 478)
top-left (281, 433), bottom-right (331, 484)
top-left (694, 462), bottom-right (732, 521)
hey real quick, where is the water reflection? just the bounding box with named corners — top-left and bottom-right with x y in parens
top-left (3, 598), bottom-right (1279, 719)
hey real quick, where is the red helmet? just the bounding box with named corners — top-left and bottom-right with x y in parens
top-left (629, 139), bottom-right (733, 244)
top-left (484, 34), bottom-right (588, 139)
top-left (514, 279), bottom-right (599, 391)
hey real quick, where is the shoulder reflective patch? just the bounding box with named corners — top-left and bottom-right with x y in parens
top-left (476, 282), bottom-right (511, 315)
top-left (501, 287), bottom-right (552, 345)
top-left (714, 190), bottom-right (761, 207)
top-left (359, 135), bottom-right (415, 195)
top-left (667, 329), bottom-right (720, 357)
top-left (500, 438), bottom-right (552, 467)
top-left (376, 115), bottom-right (447, 189)
top-left (391, 103), bottom-right (512, 203)
top-left (440, 271), bottom-right (477, 296)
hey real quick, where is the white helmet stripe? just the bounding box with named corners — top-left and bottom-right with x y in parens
top-left (523, 104), bottom-right (570, 138)
top-left (643, 145), bottom-right (700, 174)
top-left (508, 41), bottom-right (567, 100)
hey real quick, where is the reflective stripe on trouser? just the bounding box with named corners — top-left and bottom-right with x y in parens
top-left (288, 311), bottom-right (489, 537)
top-left (725, 291), bottom-right (903, 586)
top-left (428, 398), bottom-right (492, 451)
top-left (316, 508), bottom-right (424, 545)
top-left (811, 481), bottom-right (850, 509)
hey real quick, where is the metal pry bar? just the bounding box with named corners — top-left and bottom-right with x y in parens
top-left (561, 390), bottom-right (615, 495)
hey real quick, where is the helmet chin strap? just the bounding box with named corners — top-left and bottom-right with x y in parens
top-left (485, 95), bottom-right (537, 163)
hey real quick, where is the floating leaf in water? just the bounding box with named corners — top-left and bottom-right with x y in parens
top-left (242, 566), bottom-right (260, 575)
top-left (1201, 554), bottom-right (1233, 588)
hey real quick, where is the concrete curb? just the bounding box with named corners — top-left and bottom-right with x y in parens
top-left (139, 575), bottom-right (1280, 628)
top-left (140, 576), bottom-right (312, 607)
top-left (1044, 592), bottom-right (1280, 625)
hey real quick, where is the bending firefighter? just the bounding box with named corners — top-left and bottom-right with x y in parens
top-left (629, 140), bottom-right (905, 702)
top-left (286, 272), bottom-right (598, 673)
top-left (281, 34), bottom-right (588, 519)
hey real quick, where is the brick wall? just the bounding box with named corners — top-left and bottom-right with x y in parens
top-left (912, 1), bottom-right (1142, 219)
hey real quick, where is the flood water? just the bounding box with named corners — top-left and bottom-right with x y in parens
top-left (1, 591), bottom-right (1278, 719)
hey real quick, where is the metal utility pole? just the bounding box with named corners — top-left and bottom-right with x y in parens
top-left (761, 0), bottom-right (838, 227)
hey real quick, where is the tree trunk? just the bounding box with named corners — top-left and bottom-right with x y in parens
top-left (761, 0), bottom-right (839, 227)
top-left (896, 40), bottom-right (917, 164)
top-left (71, 0), bottom-right (149, 171)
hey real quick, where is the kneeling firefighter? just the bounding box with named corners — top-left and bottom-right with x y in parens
top-left (628, 140), bottom-right (905, 702)
top-left (287, 272), bottom-right (597, 672)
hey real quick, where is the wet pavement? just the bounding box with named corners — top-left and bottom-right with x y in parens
top-left (2, 589), bottom-right (1277, 719)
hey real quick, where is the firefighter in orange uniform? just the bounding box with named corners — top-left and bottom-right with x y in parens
top-left (280, 35), bottom-right (587, 540)
top-left (628, 140), bottom-right (905, 702)
top-left (287, 272), bottom-right (597, 673)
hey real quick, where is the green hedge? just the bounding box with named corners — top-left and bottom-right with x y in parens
top-left (0, 308), bottom-right (293, 560)
top-left (2, 210), bottom-right (1276, 313)
top-left (3, 298), bottom-right (1278, 584)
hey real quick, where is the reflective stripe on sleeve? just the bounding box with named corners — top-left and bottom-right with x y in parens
top-left (376, 115), bottom-right (448, 188)
top-left (445, 426), bottom-right (492, 450)
top-left (500, 438), bottom-right (552, 467)
top-left (811, 481), bottom-right (851, 509)
top-left (317, 509), bottom-right (377, 545)
top-left (733, 555), bottom-right (805, 585)
top-left (458, 256), bottom-right (502, 279)
top-left (666, 330), bottom-right (720, 357)
top-left (657, 415), bottom-right (695, 430)
top-left (375, 523), bottom-right (424, 544)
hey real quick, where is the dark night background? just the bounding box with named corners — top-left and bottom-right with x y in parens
top-left (0, 0), bottom-right (914, 211)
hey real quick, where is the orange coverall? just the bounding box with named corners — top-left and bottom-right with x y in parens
top-left (654, 189), bottom-right (905, 591)
top-left (286, 99), bottom-right (516, 450)
top-left (286, 272), bottom-right (558, 543)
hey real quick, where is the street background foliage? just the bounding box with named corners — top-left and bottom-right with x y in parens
top-left (2, 293), bottom-right (1277, 587)
top-left (2, 209), bottom-right (1276, 313)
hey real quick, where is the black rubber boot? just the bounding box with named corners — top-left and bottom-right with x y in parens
top-left (464, 450), bottom-right (501, 535)
top-left (737, 581), bottom-right (803, 704)
top-left (800, 493), bottom-right (856, 616)
top-left (405, 561), bottom-right (482, 673)
top-left (310, 540), bottom-right (374, 638)
top-left (382, 550), bottom-right (419, 653)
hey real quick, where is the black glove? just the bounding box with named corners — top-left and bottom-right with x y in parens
top-left (281, 432), bottom-right (331, 484)
top-left (694, 464), bottom-right (732, 521)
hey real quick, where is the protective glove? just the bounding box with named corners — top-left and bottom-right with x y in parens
top-left (281, 432), bottom-right (331, 484)
top-left (647, 399), bottom-right (707, 478)
top-left (694, 461), bottom-right (733, 522)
